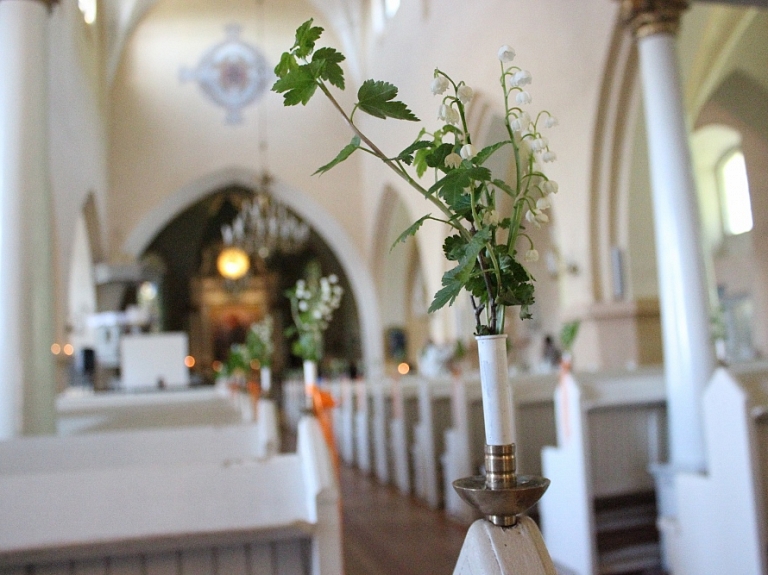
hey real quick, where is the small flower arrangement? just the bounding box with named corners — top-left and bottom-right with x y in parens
top-left (273, 21), bottom-right (559, 336)
top-left (246, 315), bottom-right (274, 368)
top-left (285, 261), bottom-right (344, 362)
top-left (222, 343), bottom-right (250, 380)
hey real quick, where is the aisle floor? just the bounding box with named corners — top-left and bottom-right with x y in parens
top-left (340, 465), bottom-right (469, 575)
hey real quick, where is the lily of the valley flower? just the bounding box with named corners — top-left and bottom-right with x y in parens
top-left (445, 152), bottom-right (462, 169)
top-left (483, 209), bottom-right (501, 227)
top-left (542, 150), bottom-right (557, 162)
top-left (510, 112), bottom-right (531, 133)
top-left (532, 137), bottom-right (548, 152)
top-left (431, 75), bottom-right (450, 95)
top-left (460, 143), bottom-right (477, 160)
top-left (498, 45), bottom-right (515, 62)
top-left (516, 91), bottom-right (532, 105)
top-left (536, 196), bottom-right (551, 211)
top-left (541, 180), bottom-right (559, 195)
top-left (525, 208), bottom-right (549, 228)
top-left (511, 70), bottom-right (532, 87)
top-left (438, 103), bottom-right (460, 125)
top-left (457, 85), bottom-right (474, 105)
top-left (544, 116), bottom-right (559, 128)
top-left (524, 249), bottom-right (539, 262)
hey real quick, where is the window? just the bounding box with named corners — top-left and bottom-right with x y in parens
top-left (717, 148), bottom-right (752, 235)
top-left (384, 0), bottom-right (401, 18)
top-left (78, 0), bottom-right (96, 25)
top-left (372, 0), bottom-right (400, 34)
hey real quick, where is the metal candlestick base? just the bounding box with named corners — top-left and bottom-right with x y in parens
top-left (453, 444), bottom-right (550, 527)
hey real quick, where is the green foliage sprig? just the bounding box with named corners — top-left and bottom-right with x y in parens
top-left (246, 315), bottom-right (274, 368)
top-left (285, 261), bottom-right (344, 362)
top-left (274, 20), bottom-right (560, 336)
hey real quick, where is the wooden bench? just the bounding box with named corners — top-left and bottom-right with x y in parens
top-left (0, 417), bottom-right (341, 575)
top-left (539, 367), bottom-right (667, 575)
top-left (674, 364), bottom-right (768, 575)
top-left (389, 376), bottom-right (420, 495)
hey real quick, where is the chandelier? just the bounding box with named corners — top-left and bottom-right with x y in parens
top-left (219, 173), bottom-right (310, 272)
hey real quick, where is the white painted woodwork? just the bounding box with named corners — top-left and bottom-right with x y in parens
top-left (56, 386), bottom-right (242, 434)
top-left (413, 376), bottom-right (454, 509)
top-left (638, 31), bottom-right (715, 473)
top-left (120, 332), bottom-right (191, 389)
top-left (540, 367), bottom-right (666, 575)
top-left (390, 376), bottom-right (419, 495)
top-left (674, 366), bottom-right (768, 575)
top-left (0, 416), bottom-right (340, 575)
top-left (371, 379), bottom-right (391, 484)
top-left (255, 399), bottom-right (280, 458)
top-left (338, 378), bottom-right (356, 465)
top-left (0, 0), bottom-right (55, 438)
top-left (354, 378), bottom-right (371, 473)
top-left (453, 517), bottom-right (557, 575)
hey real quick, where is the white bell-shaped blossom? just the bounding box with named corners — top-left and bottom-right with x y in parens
top-left (542, 150), bottom-right (557, 162)
top-left (457, 85), bottom-right (474, 105)
top-left (460, 143), bottom-right (477, 160)
top-left (524, 249), bottom-right (539, 262)
top-left (536, 196), bottom-right (551, 211)
top-left (544, 116), bottom-right (559, 128)
top-left (438, 104), bottom-right (460, 125)
top-left (516, 91), bottom-right (532, 105)
top-left (541, 180), bottom-right (559, 195)
top-left (512, 70), bottom-right (532, 87)
top-left (431, 76), bottom-right (450, 95)
top-left (498, 45), bottom-right (515, 62)
top-left (532, 137), bottom-right (548, 152)
top-left (445, 152), bottom-right (462, 169)
top-left (482, 209), bottom-right (501, 227)
top-left (510, 112), bottom-right (531, 133)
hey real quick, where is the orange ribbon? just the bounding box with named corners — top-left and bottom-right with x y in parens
top-left (309, 384), bottom-right (339, 474)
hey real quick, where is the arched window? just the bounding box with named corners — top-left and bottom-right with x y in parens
top-left (78, 0), bottom-right (97, 24)
top-left (717, 148), bottom-right (752, 236)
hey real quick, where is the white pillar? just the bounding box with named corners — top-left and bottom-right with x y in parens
top-left (628, 2), bottom-right (715, 472)
top-left (0, 0), bottom-right (57, 438)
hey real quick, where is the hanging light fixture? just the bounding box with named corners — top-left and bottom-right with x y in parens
top-left (217, 1), bottom-right (309, 279)
top-left (217, 245), bottom-right (251, 280)
top-left (220, 174), bottom-right (310, 269)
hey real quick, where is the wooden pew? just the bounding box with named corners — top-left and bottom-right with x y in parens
top-left (412, 376), bottom-right (454, 509)
top-left (56, 386), bottom-right (244, 434)
top-left (0, 417), bottom-right (341, 575)
top-left (354, 378), bottom-right (371, 474)
top-left (389, 376), bottom-right (420, 495)
top-left (674, 365), bottom-right (768, 575)
top-left (539, 367), bottom-right (667, 575)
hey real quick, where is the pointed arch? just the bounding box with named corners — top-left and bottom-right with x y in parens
top-left (123, 166), bottom-right (384, 374)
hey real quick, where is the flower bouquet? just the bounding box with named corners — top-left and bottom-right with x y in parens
top-left (246, 315), bottom-right (275, 394)
top-left (273, 20), bottom-right (561, 529)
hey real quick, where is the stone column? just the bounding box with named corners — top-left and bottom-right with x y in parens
top-left (620, 0), bottom-right (715, 476)
top-left (0, 0), bottom-right (58, 438)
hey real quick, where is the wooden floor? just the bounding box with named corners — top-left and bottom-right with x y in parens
top-left (340, 465), bottom-right (469, 575)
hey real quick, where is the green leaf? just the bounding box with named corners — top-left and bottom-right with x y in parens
top-left (313, 47), bottom-right (346, 89)
top-left (274, 52), bottom-right (298, 79)
top-left (356, 80), bottom-right (419, 121)
top-left (442, 235), bottom-right (465, 261)
top-left (428, 268), bottom-right (464, 313)
top-left (272, 65), bottom-right (318, 106)
top-left (491, 178), bottom-right (516, 197)
top-left (414, 148), bottom-right (431, 178)
top-left (314, 136), bottom-right (361, 175)
top-left (476, 141), bottom-right (511, 166)
top-left (425, 143), bottom-right (455, 169)
top-left (391, 214), bottom-right (431, 251)
top-left (293, 19), bottom-right (324, 59)
top-left (397, 140), bottom-right (432, 165)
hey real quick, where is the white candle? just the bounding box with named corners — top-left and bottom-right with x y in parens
top-left (476, 335), bottom-right (515, 445)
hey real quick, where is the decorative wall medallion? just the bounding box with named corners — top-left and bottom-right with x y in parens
top-left (180, 24), bottom-right (272, 124)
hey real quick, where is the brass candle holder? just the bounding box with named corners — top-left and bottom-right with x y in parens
top-left (453, 443), bottom-right (550, 527)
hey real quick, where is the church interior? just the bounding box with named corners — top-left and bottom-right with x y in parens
top-left (1, 0), bottom-right (767, 573)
